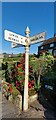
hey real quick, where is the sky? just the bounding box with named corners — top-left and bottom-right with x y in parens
top-left (54, 1), bottom-right (56, 33)
top-left (1, 0), bottom-right (56, 2)
top-left (1, 2), bottom-right (55, 54)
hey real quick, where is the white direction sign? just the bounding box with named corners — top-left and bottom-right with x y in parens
top-left (4, 30), bottom-right (26, 46)
top-left (11, 42), bottom-right (18, 48)
top-left (4, 30), bottom-right (46, 47)
top-left (11, 42), bottom-right (23, 48)
top-left (30, 32), bottom-right (46, 45)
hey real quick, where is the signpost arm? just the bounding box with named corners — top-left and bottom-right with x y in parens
top-left (23, 27), bottom-right (30, 111)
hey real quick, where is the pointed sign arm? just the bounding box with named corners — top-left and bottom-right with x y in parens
top-left (30, 31), bottom-right (46, 45)
top-left (4, 30), bottom-right (26, 46)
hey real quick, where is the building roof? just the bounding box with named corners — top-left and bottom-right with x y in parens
top-left (40, 37), bottom-right (56, 46)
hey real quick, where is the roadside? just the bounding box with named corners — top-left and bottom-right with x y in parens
top-left (2, 95), bottom-right (20, 118)
top-left (2, 93), bottom-right (56, 119)
top-left (19, 97), bottom-right (55, 119)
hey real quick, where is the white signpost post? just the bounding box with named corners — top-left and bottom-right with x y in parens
top-left (4, 27), bottom-right (46, 111)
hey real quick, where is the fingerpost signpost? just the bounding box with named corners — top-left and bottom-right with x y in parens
top-left (4, 26), bottom-right (46, 111)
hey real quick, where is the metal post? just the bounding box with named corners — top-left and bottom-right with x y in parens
top-left (23, 27), bottom-right (30, 111)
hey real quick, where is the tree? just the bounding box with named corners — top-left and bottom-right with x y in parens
top-left (30, 53), bottom-right (54, 91)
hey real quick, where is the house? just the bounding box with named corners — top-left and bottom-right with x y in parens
top-left (0, 53), bottom-right (18, 59)
top-left (0, 54), bottom-right (4, 59)
top-left (38, 34), bottom-right (56, 57)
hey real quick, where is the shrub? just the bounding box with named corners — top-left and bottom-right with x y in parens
top-left (8, 54), bottom-right (35, 94)
top-left (12, 86), bottom-right (21, 100)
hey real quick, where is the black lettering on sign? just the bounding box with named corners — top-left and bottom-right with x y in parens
top-left (39, 36), bottom-right (43, 39)
top-left (8, 37), bottom-right (11, 40)
top-left (9, 33), bottom-right (12, 36)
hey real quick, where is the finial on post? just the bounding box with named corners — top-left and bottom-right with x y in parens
top-left (25, 26), bottom-right (30, 37)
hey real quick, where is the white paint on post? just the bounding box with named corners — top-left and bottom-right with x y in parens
top-left (24, 45), bottom-right (29, 110)
top-left (23, 26), bottom-right (30, 111)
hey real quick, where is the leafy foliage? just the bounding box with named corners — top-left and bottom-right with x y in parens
top-left (30, 53), bottom-right (54, 91)
top-left (10, 54), bottom-right (34, 94)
